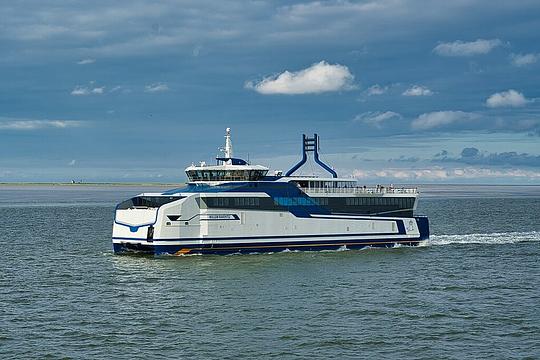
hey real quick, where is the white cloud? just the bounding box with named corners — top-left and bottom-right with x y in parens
top-left (510, 53), bottom-right (539, 67)
top-left (352, 167), bottom-right (540, 181)
top-left (145, 83), bottom-right (169, 93)
top-left (486, 90), bottom-right (528, 108)
top-left (402, 85), bottom-right (433, 96)
top-left (433, 39), bottom-right (503, 56)
top-left (109, 85), bottom-right (132, 94)
top-left (0, 119), bottom-right (85, 130)
top-left (71, 85), bottom-right (105, 96)
top-left (71, 86), bottom-right (90, 96)
top-left (353, 111), bottom-right (402, 128)
top-left (68, 160), bottom-right (76, 166)
top-left (245, 61), bottom-right (355, 95)
top-left (365, 84), bottom-right (388, 96)
top-left (411, 111), bottom-right (477, 130)
top-left (77, 58), bottom-right (95, 65)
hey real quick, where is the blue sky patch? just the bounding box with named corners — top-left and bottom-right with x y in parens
top-left (0, 1), bottom-right (539, 184)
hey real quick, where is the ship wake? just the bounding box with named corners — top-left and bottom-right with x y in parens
top-left (430, 231), bottom-right (540, 246)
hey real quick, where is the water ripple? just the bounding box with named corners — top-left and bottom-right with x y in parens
top-left (1, 191), bottom-right (539, 359)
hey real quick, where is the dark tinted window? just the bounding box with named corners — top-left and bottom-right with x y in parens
top-left (118, 196), bottom-right (183, 209)
top-left (186, 169), bottom-right (268, 182)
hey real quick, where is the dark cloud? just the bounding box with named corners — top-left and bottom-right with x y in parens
top-left (434, 150), bottom-right (449, 158)
top-left (435, 147), bottom-right (540, 167)
top-left (461, 147), bottom-right (480, 158)
top-left (1, 0), bottom-right (539, 62)
top-left (410, 112), bottom-right (540, 136)
top-left (388, 156), bottom-right (420, 163)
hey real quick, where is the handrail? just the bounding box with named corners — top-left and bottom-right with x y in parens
top-left (299, 187), bottom-right (418, 195)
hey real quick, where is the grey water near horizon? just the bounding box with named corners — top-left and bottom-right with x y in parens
top-left (0, 185), bottom-right (539, 359)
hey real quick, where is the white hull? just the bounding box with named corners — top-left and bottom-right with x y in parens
top-left (113, 195), bottom-right (429, 255)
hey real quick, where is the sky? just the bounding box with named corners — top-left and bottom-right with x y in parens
top-left (0, 0), bottom-right (539, 184)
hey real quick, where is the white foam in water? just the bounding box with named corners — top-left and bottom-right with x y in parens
top-left (430, 231), bottom-right (540, 246)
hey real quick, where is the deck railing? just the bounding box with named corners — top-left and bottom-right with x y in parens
top-left (299, 186), bottom-right (418, 195)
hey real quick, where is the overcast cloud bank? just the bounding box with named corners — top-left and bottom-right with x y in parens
top-left (436, 147), bottom-right (540, 167)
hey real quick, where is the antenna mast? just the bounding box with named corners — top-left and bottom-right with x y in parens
top-left (224, 128), bottom-right (233, 159)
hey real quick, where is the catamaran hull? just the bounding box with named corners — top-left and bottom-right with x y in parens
top-left (112, 216), bottom-right (429, 256)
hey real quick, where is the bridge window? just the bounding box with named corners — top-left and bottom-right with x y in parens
top-left (186, 169), bottom-right (268, 182)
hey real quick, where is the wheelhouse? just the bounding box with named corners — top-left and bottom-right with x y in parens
top-left (184, 128), bottom-right (269, 183)
top-left (186, 168), bottom-right (268, 182)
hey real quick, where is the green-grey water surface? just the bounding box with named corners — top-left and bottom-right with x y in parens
top-left (0, 185), bottom-right (539, 359)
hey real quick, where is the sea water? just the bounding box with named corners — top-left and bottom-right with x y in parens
top-left (0, 185), bottom-right (539, 359)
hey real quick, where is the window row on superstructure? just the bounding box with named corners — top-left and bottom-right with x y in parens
top-left (186, 169), bottom-right (268, 182)
top-left (206, 197), bottom-right (261, 207)
top-left (346, 197), bottom-right (415, 208)
top-left (291, 180), bottom-right (355, 189)
top-left (199, 195), bottom-right (415, 216)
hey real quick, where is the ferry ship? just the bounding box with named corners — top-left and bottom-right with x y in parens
top-left (112, 129), bottom-right (429, 255)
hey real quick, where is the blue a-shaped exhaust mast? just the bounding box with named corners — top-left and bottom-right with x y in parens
top-left (285, 134), bottom-right (338, 178)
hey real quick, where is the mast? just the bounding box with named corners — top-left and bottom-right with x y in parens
top-left (224, 127), bottom-right (233, 159)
